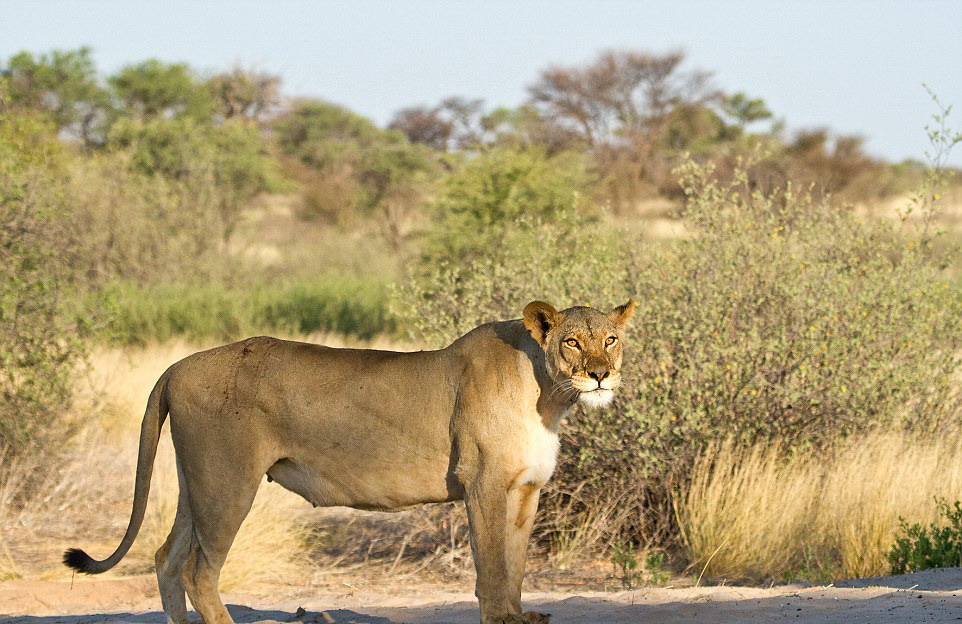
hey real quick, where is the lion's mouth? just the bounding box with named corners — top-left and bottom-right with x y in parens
top-left (571, 376), bottom-right (619, 393)
top-left (578, 388), bottom-right (615, 409)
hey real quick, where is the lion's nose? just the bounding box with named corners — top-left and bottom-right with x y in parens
top-left (588, 369), bottom-right (609, 382)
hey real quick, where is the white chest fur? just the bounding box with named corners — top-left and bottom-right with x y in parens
top-left (515, 416), bottom-right (561, 487)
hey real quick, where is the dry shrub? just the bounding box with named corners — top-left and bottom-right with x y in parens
top-left (677, 430), bottom-right (962, 582)
top-left (0, 430), bottom-right (128, 578)
top-left (819, 432), bottom-right (962, 578)
top-left (677, 440), bottom-right (821, 581)
top-left (308, 503), bottom-right (473, 581)
top-left (538, 482), bottom-right (638, 570)
top-left (398, 151), bottom-right (962, 554)
top-left (66, 151), bottom-right (227, 287)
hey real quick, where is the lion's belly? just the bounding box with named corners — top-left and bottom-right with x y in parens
top-left (262, 355), bottom-right (461, 510)
top-left (267, 449), bottom-right (458, 512)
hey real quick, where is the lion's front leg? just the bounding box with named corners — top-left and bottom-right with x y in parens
top-left (464, 476), bottom-right (550, 624)
top-left (465, 476), bottom-right (515, 623)
top-left (506, 484), bottom-right (550, 624)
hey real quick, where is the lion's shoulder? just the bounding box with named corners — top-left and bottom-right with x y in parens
top-left (450, 319), bottom-right (533, 356)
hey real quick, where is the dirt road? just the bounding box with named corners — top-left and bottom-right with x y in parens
top-left (2, 569), bottom-right (961, 623)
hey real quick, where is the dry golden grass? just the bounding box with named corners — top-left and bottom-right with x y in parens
top-left (676, 441), bottom-right (817, 581)
top-left (677, 431), bottom-right (962, 582)
top-left (539, 485), bottom-right (638, 571)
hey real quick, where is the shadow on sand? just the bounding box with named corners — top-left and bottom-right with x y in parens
top-left (4, 576), bottom-right (962, 624)
top-left (0, 605), bottom-right (409, 624)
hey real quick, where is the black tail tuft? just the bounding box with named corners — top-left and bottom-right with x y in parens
top-left (63, 548), bottom-right (97, 574)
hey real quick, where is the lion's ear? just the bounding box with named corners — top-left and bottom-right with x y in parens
top-left (608, 299), bottom-right (637, 328)
top-left (523, 301), bottom-right (561, 345)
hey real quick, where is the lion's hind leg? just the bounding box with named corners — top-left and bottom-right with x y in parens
top-left (178, 462), bottom-right (264, 624)
top-left (156, 464), bottom-right (193, 624)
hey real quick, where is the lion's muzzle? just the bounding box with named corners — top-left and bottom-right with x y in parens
top-left (571, 371), bottom-right (620, 408)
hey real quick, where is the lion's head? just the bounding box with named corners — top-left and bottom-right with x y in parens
top-left (522, 299), bottom-right (636, 409)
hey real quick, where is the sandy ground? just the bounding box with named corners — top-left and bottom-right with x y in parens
top-left (2, 569), bottom-right (962, 623)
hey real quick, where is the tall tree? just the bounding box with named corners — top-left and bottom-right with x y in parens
top-left (482, 105), bottom-right (587, 155)
top-left (389, 105), bottom-right (453, 151)
top-left (528, 49), bottom-right (715, 147)
top-left (2, 47), bottom-right (109, 145)
top-left (207, 66), bottom-right (281, 122)
top-left (109, 60), bottom-right (212, 121)
top-left (721, 92), bottom-right (773, 130)
top-left (388, 97), bottom-right (485, 151)
top-left (528, 50), bottom-right (717, 210)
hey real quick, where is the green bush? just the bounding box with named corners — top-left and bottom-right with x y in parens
top-left (274, 101), bottom-right (434, 236)
top-left (62, 115), bottom-right (282, 291)
top-left (2, 47), bottom-right (109, 145)
top-left (65, 150), bottom-right (225, 286)
top-left (888, 499), bottom-right (962, 574)
top-left (0, 104), bottom-right (85, 461)
top-left (397, 151), bottom-right (962, 545)
top-left (108, 59), bottom-right (212, 121)
top-left (99, 276), bottom-right (397, 345)
top-left (107, 116), bottom-right (280, 239)
top-left (425, 147), bottom-right (596, 262)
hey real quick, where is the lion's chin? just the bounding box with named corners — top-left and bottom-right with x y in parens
top-left (578, 389), bottom-right (614, 409)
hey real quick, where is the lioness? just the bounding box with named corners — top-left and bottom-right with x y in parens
top-left (64, 300), bottom-right (635, 624)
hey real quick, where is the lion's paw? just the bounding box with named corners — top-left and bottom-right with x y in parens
top-left (481, 610), bottom-right (551, 624)
top-left (482, 615), bottom-right (527, 624)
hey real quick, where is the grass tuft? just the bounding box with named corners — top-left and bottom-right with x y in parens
top-left (677, 431), bottom-right (962, 582)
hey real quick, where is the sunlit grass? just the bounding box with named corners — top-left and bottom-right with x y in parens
top-left (678, 431), bottom-right (962, 582)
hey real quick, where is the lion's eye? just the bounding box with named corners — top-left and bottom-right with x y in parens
top-left (564, 338), bottom-right (579, 349)
top-left (605, 336), bottom-right (617, 346)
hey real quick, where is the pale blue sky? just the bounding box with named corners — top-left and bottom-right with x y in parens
top-left (2, 0), bottom-right (960, 164)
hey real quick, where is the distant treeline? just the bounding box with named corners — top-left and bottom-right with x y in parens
top-left (1, 47), bottom-right (921, 234)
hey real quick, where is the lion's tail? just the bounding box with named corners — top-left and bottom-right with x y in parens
top-left (63, 367), bottom-right (173, 574)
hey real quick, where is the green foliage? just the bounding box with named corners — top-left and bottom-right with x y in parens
top-left (888, 499), bottom-right (962, 574)
top-left (98, 276), bottom-right (396, 345)
top-left (65, 123), bottom-right (279, 289)
top-left (275, 101), bottom-right (385, 161)
top-left (645, 550), bottom-right (671, 585)
top-left (2, 47), bottom-right (108, 144)
top-left (426, 147), bottom-right (596, 262)
top-left (898, 87), bottom-right (962, 243)
top-left (482, 105), bottom-right (586, 154)
top-left (274, 101), bottom-right (434, 234)
top-left (0, 104), bottom-right (84, 460)
top-left (782, 550), bottom-right (838, 585)
top-left (105, 116), bottom-right (279, 239)
top-left (206, 66), bottom-right (280, 121)
top-left (661, 103), bottom-right (727, 153)
top-left (398, 150), bottom-right (962, 544)
top-left (610, 543), bottom-right (669, 588)
top-left (109, 59), bottom-right (212, 121)
top-left (610, 540), bottom-right (641, 589)
top-left (65, 149), bottom-right (224, 286)
top-left (721, 92), bottom-right (774, 129)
